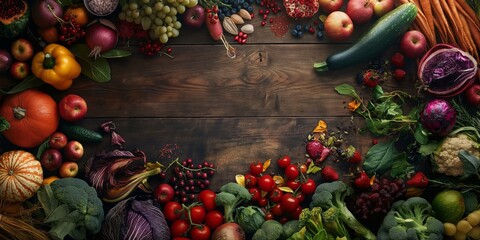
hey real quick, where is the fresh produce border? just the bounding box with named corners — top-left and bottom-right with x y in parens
top-left (0, 0), bottom-right (480, 239)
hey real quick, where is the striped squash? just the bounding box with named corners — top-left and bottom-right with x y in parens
top-left (0, 150), bottom-right (43, 202)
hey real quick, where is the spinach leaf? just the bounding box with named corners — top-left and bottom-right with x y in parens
top-left (363, 140), bottom-right (400, 175)
top-left (334, 84), bottom-right (356, 97)
top-left (418, 141), bottom-right (440, 156)
top-left (390, 154), bottom-right (415, 178)
top-left (69, 44), bottom-right (111, 83)
top-left (414, 123), bottom-right (429, 145)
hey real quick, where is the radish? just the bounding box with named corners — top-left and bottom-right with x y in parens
top-left (205, 8), bottom-right (236, 58)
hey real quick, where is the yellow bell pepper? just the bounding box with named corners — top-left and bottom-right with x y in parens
top-left (32, 44), bottom-right (81, 90)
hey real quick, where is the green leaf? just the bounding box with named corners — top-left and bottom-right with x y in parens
top-left (69, 44), bottom-right (111, 83)
top-left (414, 124), bottom-right (428, 145)
top-left (0, 118), bottom-right (9, 132)
top-left (418, 141), bottom-right (440, 156)
top-left (372, 85), bottom-right (384, 99)
top-left (306, 164), bottom-right (322, 174)
top-left (363, 140), bottom-right (400, 176)
top-left (334, 84), bottom-right (356, 97)
top-left (101, 49), bottom-right (132, 58)
top-left (390, 154), bottom-right (415, 178)
top-left (56, 0), bottom-right (73, 7)
top-left (0, 75), bottom-right (45, 95)
top-left (37, 185), bottom-right (59, 215)
top-left (459, 150), bottom-right (480, 179)
top-left (45, 204), bottom-right (70, 223)
top-left (36, 139), bottom-right (50, 159)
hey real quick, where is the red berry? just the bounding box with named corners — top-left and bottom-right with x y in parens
top-left (354, 172), bottom-right (371, 189)
top-left (390, 52), bottom-right (405, 68)
top-left (362, 70), bottom-right (380, 87)
top-left (321, 166), bottom-right (339, 182)
top-left (348, 150), bottom-right (362, 164)
top-left (393, 69), bottom-right (406, 81)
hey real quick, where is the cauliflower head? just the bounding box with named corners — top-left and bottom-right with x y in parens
top-left (433, 134), bottom-right (480, 176)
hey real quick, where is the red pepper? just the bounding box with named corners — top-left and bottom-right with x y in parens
top-left (406, 172), bottom-right (429, 188)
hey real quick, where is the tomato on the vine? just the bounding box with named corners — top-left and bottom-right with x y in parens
top-left (163, 201), bottom-right (184, 222)
top-left (245, 173), bottom-right (258, 188)
top-left (190, 225), bottom-right (211, 240)
top-left (270, 203), bottom-right (283, 217)
top-left (205, 210), bottom-right (224, 230)
top-left (172, 238), bottom-right (190, 240)
top-left (198, 190), bottom-right (216, 211)
top-left (277, 155), bottom-right (291, 168)
top-left (289, 206), bottom-right (303, 220)
top-left (301, 178), bottom-right (316, 195)
top-left (250, 162), bottom-right (263, 176)
top-left (257, 197), bottom-right (268, 207)
top-left (285, 164), bottom-right (299, 180)
top-left (295, 192), bottom-right (305, 203)
top-left (249, 187), bottom-right (261, 202)
top-left (264, 211), bottom-right (274, 220)
top-left (258, 174), bottom-right (276, 192)
top-left (281, 193), bottom-right (300, 212)
top-left (268, 187), bottom-right (284, 203)
top-left (279, 216), bottom-right (290, 224)
top-left (189, 205), bottom-right (206, 224)
top-left (286, 179), bottom-right (301, 191)
top-left (170, 219), bottom-right (190, 237)
top-left (299, 164), bottom-right (307, 174)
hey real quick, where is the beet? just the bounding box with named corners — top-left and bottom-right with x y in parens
top-left (420, 99), bottom-right (456, 136)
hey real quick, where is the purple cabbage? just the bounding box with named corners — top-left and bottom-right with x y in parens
top-left (420, 99), bottom-right (456, 136)
top-left (102, 197), bottom-right (170, 240)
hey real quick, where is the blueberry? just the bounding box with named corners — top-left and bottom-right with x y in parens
top-left (317, 23), bottom-right (324, 31)
top-left (295, 24), bottom-right (302, 31)
top-left (291, 29), bottom-right (298, 36)
top-left (218, 12), bottom-right (225, 19)
top-left (233, 0), bottom-right (239, 5)
top-left (221, 6), bottom-right (229, 12)
top-left (297, 31), bottom-right (303, 38)
top-left (236, 5), bottom-right (241, 10)
top-left (243, 2), bottom-right (249, 8)
top-left (255, 0), bottom-right (261, 4)
top-left (304, 25), bottom-right (310, 32)
top-left (248, 0), bottom-right (254, 3)
top-left (316, 31), bottom-right (323, 39)
top-left (247, 5), bottom-right (253, 12)
top-left (239, 0), bottom-right (245, 3)
top-left (231, 8), bottom-right (237, 13)
top-left (224, 10), bottom-right (231, 16)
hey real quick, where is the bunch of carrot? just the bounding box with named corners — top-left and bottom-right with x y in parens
top-left (401, 0), bottom-right (480, 63)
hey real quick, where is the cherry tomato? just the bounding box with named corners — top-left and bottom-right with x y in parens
top-left (170, 219), bottom-right (190, 237)
top-left (189, 205), bottom-right (206, 224)
top-left (198, 190), bottom-right (216, 211)
top-left (205, 210), bottom-right (224, 230)
top-left (244, 173), bottom-right (258, 188)
top-left (250, 162), bottom-right (263, 176)
top-left (285, 164), bottom-right (299, 180)
top-left (286, 179), bottom-right (301, 191)
top-left (295, 192), bottom-right (305, 203)
top-left (264, 211), bottom-right (274, 220)
top-left (301, 178), bottom-right (316, 195)
top-left (257, 197), bottom-right (268, 207)
top-left (154, 183), bottom-right (175, 203)
top-left (172, 238), bottom-right (190, 240)
top-left (249, 187), bottom-right (261, 202)
top-left (279, 216), bottom-right (290, 224)
top-left (281, 193), bottom-right (300, 212)
top-left (277, 155), bottom-right (291, 168)
top-left (258, 174), bottom-right (275, 192)
top-left (163, 201), bottom-right (184, 222)
top-left (190, 225), bottom-right (211, 240)
top-left (270, 203), bottom-right (284, 217)
top-left (299, 164), bottom-right (307, 174)
top-left (289, 206), bottom-right (303, 220)
top-left (268, 187), bottom-right (284, 203)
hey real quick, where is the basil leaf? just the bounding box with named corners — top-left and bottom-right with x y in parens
top-left (418, 141), bottom-right (440, 156)
top-left (101, 49), bottom-right (132, 58)
top-left (69, 44), bottom-right (111, 83)
top-left (459, 150), bottom-right (480, 179)
top-left (363, 140), bottom-right (400, 175)
top-left (0, 75), bottom-right (45, 95)
top-left (390, 154), bottom-right (414, 178)
top-left (372, 85), bottom-right (384, 99)
top-left (414, 123), bottom-right (428, 145)
top-left (334, 84), bottom-right (356, 97)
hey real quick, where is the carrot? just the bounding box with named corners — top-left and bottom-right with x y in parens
top-left (431, 0), bottom-right (456, 44)
top-left (467, 17), bottom-right (480, 50)
top-left (455, 2), bottom-right (480, 32)
top-left (459, 13), bottom-right (479, 61)
top-left (439, 0), bottom-right (462, 46)
top-left (415, 11), bottom-right (436, 47)
top-left (456, 0), bottom-right (480, 27)
top-left (419, 0), bottom-right (434, 37)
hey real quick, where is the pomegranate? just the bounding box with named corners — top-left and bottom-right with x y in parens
top-left (283, 0), bottom-right (319, 18)
top-left (420, 99), bottom-right (456, 137)
top-left (0, 0), bottom-right (29, 39)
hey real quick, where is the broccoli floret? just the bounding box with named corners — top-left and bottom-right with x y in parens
top-left (322, 207), bottom-right (349, 239)
top-left (215, 182), bottom-right (251, 222)
top-left (38, 178), bottom-right (104, 240)
top-left (388, 226), bottom-right (408, 239)
top-left (252, 229), bottom-right (267, 240)
top-left (378, 197), bottom-right (444, 240)
top-left (282, 220), bottom-right (301, 239)
top-left (252, 220), bottom-right (284, 240)
top-left (310, 181), bottom-right (376, 240)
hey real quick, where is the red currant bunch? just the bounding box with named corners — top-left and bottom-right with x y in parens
top-left (58, 14), bottom-right (85, 46)
top-left (206, 6), bottom-right (219, 24)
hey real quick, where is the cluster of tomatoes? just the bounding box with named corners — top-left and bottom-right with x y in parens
top-left (161, 189), bottom-right (224, 240)
top-left (244, 155), bottom-right (317, 223)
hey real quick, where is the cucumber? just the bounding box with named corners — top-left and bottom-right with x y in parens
top-left (59, 121), bottom-right (103, 143)
top-left (314, 3), bottom-right (417, 72)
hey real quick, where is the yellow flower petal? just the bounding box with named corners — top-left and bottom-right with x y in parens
top-left (313, 120), bottom-right (328, 133)
top-left (263, 159), bottom-right (271, 172)
top-left (235, 174), bottom-right (245, 187)
top-left (348, 100), bottom-right (361, 112)
top-left (277, 186), bottom-right (294, 193)
top-left (273, 175), bottom-right (285, 186)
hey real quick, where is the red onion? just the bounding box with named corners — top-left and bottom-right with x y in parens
top-left (85, 19), bottom-right (118, 58)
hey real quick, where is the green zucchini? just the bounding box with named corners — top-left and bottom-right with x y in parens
top-left (314, 3), bottom-right (417, 72)
top-left (59, 121), bottom-right (103, 143)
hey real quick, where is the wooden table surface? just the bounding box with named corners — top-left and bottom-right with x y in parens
top-left (1, 8), bottom-right (415, 192)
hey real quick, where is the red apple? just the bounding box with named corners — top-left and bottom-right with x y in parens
top-left (48, 132), bottom-right (68, 149)
top-left (40, 148), bottom-right (63, 171)
top-left (400, 30), bottom-right (427, 59)
top-left (0, 49), bottom-right (12, 72)
top-left (346, 0), bottom-right (374, 25)
top-left (465, 84), bottom-right (480, 106)
top-left (183, 5), bottom-right (206, 28)
top-left (318, 0), bottom-right (343, 14)
top-left (10, 38), bottom-right (34, 61)
top-left (154, 183), bottom-right (175, 203)
top-left (59, 161), bottom-right (78, 178)
top-left (64, 140), bottom-right (84, 162)
top-left (324, 11), bottom-right (354, 42)
top-left (371, 0), bottom-right (395, 17)
top-left (58, 94), bottom-right (88, 122)
top-left (9, 61), bottom-right (30, 80)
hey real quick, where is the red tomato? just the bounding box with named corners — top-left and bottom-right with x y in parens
top-left (277, 155), bottom-right (291, 168)
top-left (268, 188), bottom-right (284, 203)
top-left (170, 219), bottom-right (190, 237)
top-left (250, 162), bottom-right (264, 176)
top-left (301, 178), bottom-right (316, 195)
top-left (244, 173), bottom-right (258, 188)
top-left (249, 187), bottom-right (261, 202)
top-left (172, 238), bottom-right (190, 240)
top-left (295, 192), bottom-right (305, 203)
top-left (286, 179), bottom-right (301, 191)
top-left (163, 201), bottom-right (184, 222)
top-left (198, 190), bottom-right (216, 211)
top-left (279, 216), bottom-right (290, 224)
top-left (289, 206), bottom-right (303, 220)
top-left (285, 164), bottom-right (299, 180)
top-left (264, 211), bottom-right (274, 220)
top-left (154, 183), bottom-right (174, 203)
top-left (281, 193), bottom-right (299, 212)
top-left (189, 205), bottom-right (206, 224)
top-left (258, 174), bottom-right (275, 192)
top-left (299, 164), bottom-right (307, 174)
top-left (190, 225), bottom-right (211, 240)
top-left (270, 203), bottom-right (284, 217)
top-left (205, 210), bottom-right (224, 230)
top-left (257, 197), bottom-right (268, 207)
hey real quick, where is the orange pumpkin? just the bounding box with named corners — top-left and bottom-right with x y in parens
top-left (0, 150), bottom-right (43, 202)
top-left (0, 89), bottom-right (59, 148)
